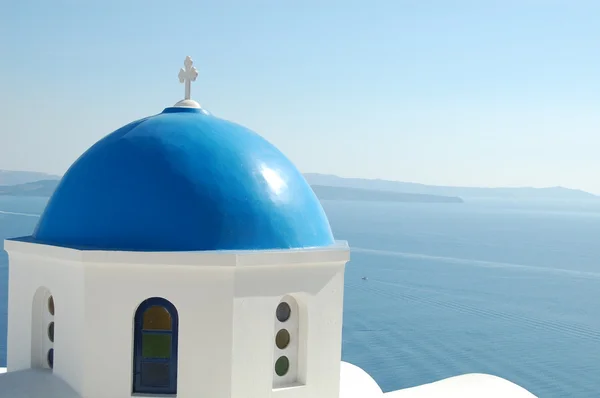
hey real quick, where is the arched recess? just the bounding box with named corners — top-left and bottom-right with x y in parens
top-left (132, 297), bottom-right (179, 395)
top-left (273, 294), bottom-right (305, 388)
top-left (31, 286), bottom-right (55, 370)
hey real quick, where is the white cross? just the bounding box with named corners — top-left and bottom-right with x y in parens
top-left (178, 56), bottom-right (198, 100)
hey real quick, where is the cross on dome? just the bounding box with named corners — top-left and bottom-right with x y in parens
top-left (178, 56), bottom-right (198, 100)
top-left (173, 56), bottom-right (203, 109)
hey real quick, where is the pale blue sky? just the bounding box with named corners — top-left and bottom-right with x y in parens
top-left (1, 1), bottom-right (599, 193)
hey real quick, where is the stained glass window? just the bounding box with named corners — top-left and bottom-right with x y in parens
top-left (133, 298), bottom-right (178, 395)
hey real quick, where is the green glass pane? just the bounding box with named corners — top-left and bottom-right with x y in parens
top-left (275, 356), bottom-right (289, 376)
top-left (143, 306), bottom-right (172, 330)
top-left (48, 322), bottom-right (55, 342)
top-left (142, 334), bottom-right (171, 358)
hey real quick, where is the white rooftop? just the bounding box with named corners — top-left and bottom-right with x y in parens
top-left (0, 365), bottom-right (538, 398)
top-left (0, 368), bottom-right (79, 398)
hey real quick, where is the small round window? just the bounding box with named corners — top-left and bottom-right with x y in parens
top-left (47, 349), bottom-right (54, 369)
top-left (276, 302), bottom-right (291, 322)
top-left (275, 329), bottom-right (290, 349)
top-left (48, 322), bottom-right (55, 342)
top-left (274, 356), bottom-right (289, 376)
top-left (48, 296), bottom-right (55, 316)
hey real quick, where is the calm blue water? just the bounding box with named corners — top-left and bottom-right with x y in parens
top-left (1, 196), bottom-right (600, 397)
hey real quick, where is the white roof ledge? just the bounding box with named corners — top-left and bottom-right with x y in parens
top-left (3, 238), bottom-right (349, 267)
top-left (384, 373), bottom-right (537, 398)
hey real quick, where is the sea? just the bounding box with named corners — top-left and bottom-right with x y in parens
top-left (1, 195), bottom-right (600, 397)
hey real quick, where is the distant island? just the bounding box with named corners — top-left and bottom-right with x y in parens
top-left (0, 178), bottom-right (463, 204)
top-left (0, 180), bottom-right (59, 197)
top-left (1, 169), bottom-right (597, 202)
top-left (304, 173), bottom-right (599, 200)
top-left (0, 170), bottom-right (61, 186)
top-left (311, 185), bottom-right (462, 203)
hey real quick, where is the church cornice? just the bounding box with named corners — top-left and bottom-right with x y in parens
top-left (4, 238), bottom-right (349, 268)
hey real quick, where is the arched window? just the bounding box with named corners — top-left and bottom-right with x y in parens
top-left (31, 287), bottom-right (55, 370)
top-left (273, 296), bottom-right (300, 388)
top-left (133, 297), bottom-right (179, 395)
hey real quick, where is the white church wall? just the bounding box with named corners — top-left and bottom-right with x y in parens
top-left (82, 259), bottom-right (236, 398)
top-left (231, 261), bottom-right (347, 398)
top-left (5, 241), bottom-right (349, 398)
top-left (6, 251), bottom-right (34, 371)
top-left (5, 242), bottom-right (86, 395)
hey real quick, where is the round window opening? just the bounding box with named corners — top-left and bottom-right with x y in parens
top-left (275, 329), bottom-right (290, 349)
top-left (48, 322), bottom-right (55, 343)
top-left (48, 296), bottom-right (55, 316)
top-left (47, 348), bottom-right (54, 369)
top-left (276, 302), bottom-right (291, 322)
top-left (275, 356), bottom-right (289, 376)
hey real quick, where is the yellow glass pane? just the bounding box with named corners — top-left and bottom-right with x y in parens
top-left (48, 296), bottom-right (55, 316)
top-left (275, 329), bottom-right (290, 349)
top-left (143, 306), bottom-right (172, 330)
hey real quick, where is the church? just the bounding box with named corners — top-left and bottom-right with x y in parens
top-left (0, 57), bottom-right (536, 398)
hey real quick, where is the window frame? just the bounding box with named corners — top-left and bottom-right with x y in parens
top-left (132, 297), bottom-right (179, 395)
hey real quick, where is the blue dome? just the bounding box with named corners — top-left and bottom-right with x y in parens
top-left (33, 107), bottom-right (335, 251)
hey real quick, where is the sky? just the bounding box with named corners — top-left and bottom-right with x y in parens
top-left (0, 1), bottom-right (599, 193)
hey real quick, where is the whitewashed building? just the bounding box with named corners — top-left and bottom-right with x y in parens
top-left (0, 57), bottom-right (536, 398)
